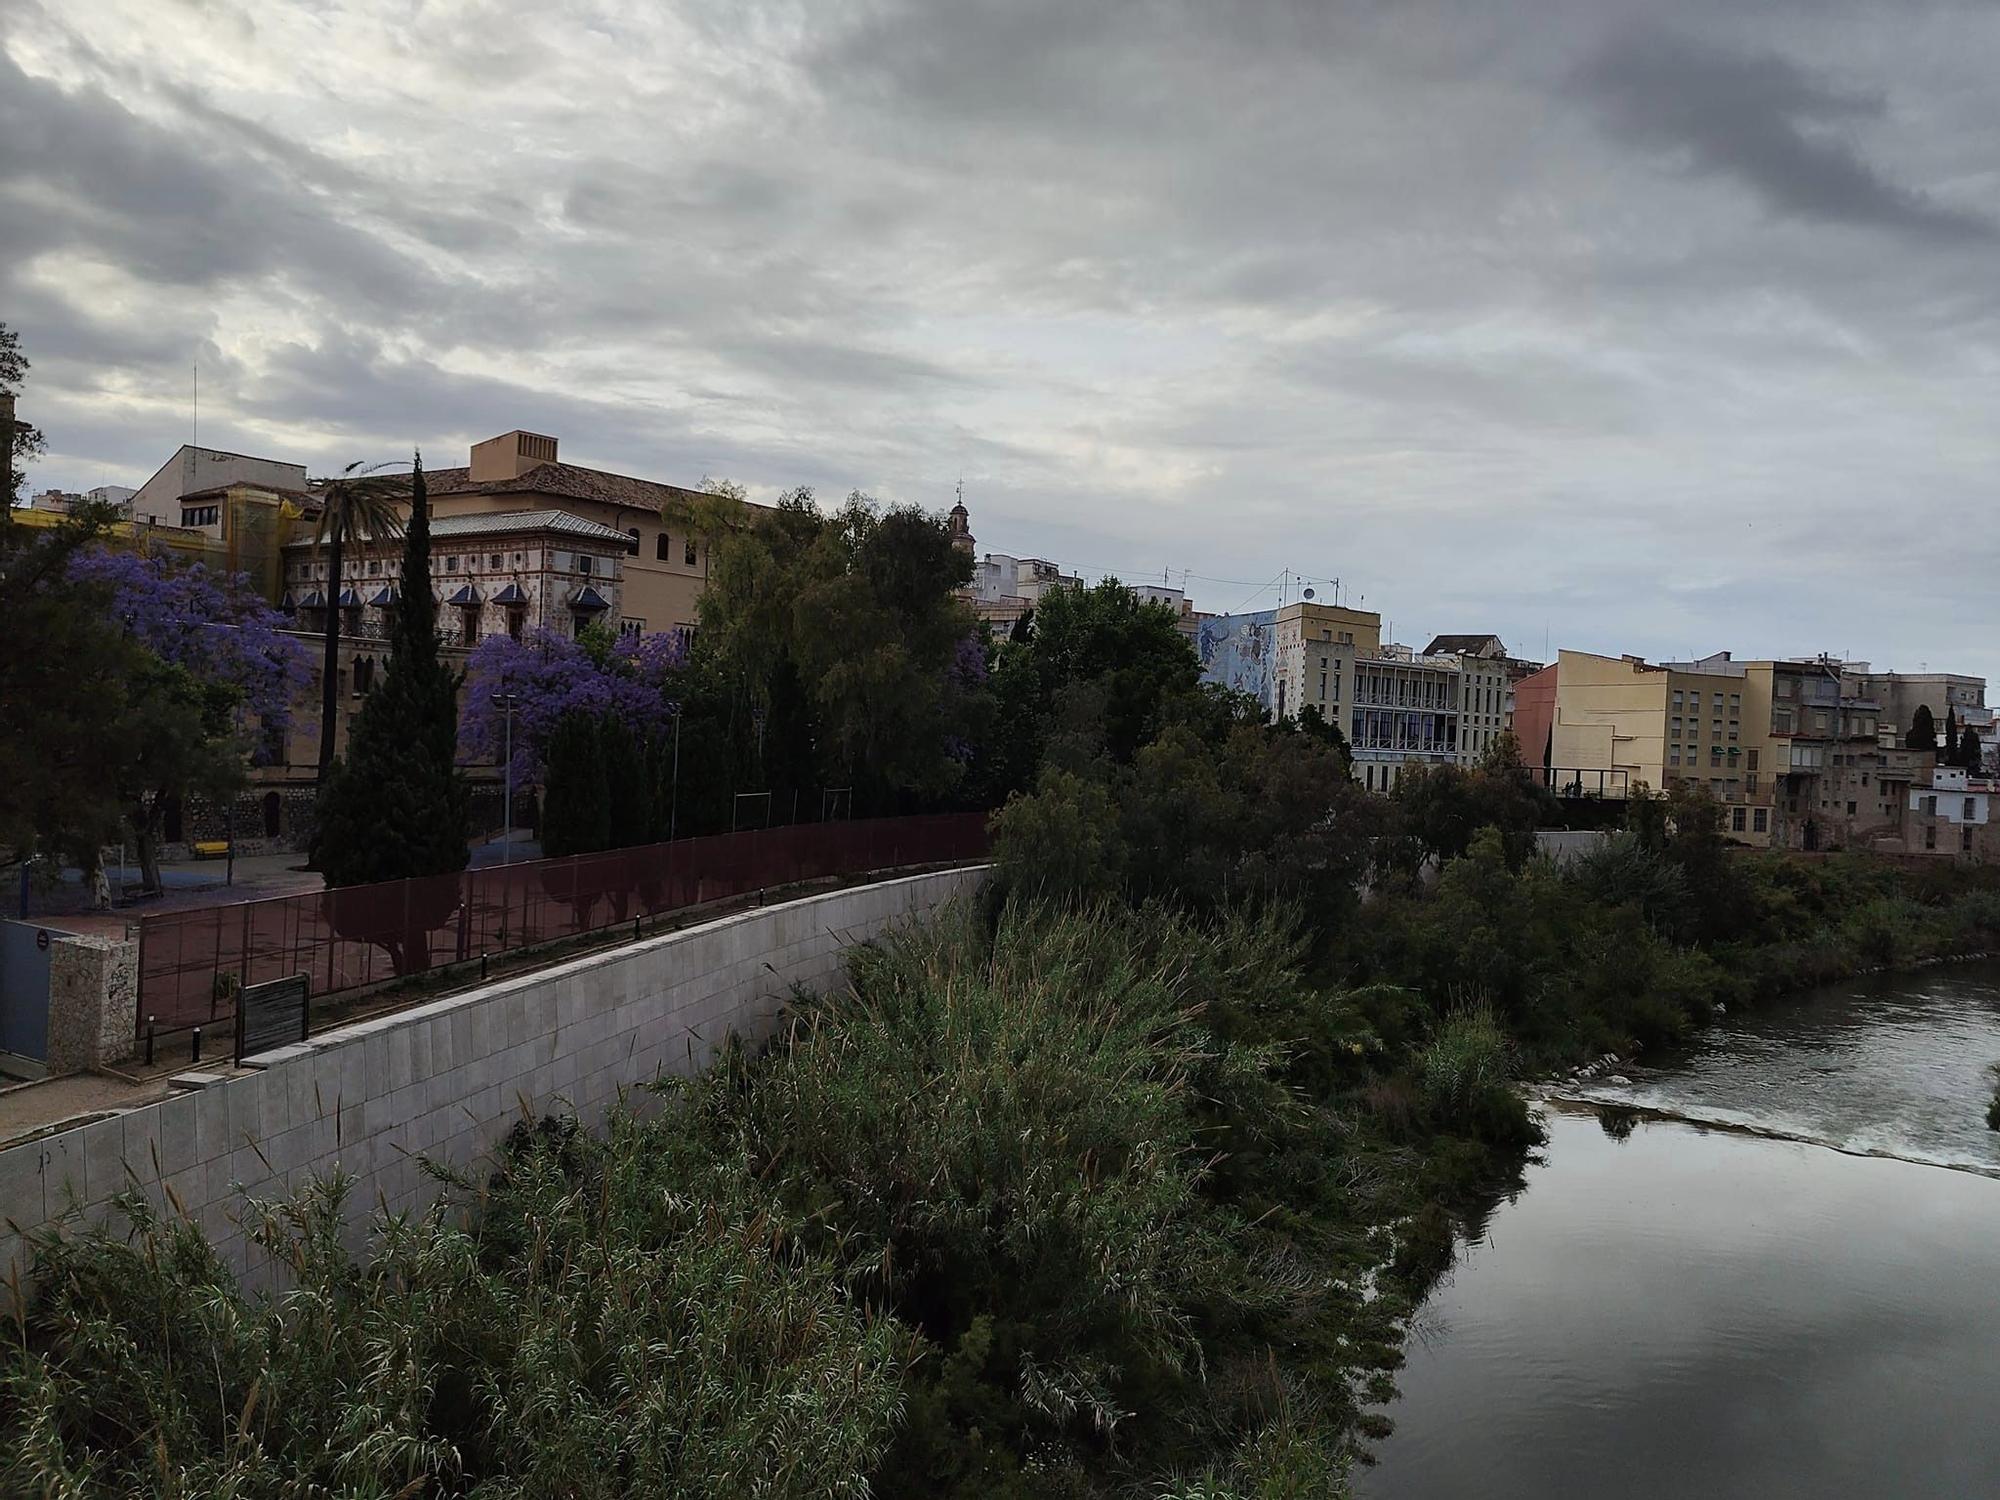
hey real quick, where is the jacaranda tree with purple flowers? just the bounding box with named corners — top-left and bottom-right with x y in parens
top-left (65, 545), bottom-right (311, 892)
top-left (460, 624), bottom-right (688, 792)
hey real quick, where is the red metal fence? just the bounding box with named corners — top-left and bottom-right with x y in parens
top-left (136, 813), bottom-right (990, 1035)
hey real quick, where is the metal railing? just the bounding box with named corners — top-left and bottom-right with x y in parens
top-left (136, 812), bottom-right (989, 1036)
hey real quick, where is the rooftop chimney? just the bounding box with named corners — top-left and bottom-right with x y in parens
top-left (469, 430), bottom-right (559, 483)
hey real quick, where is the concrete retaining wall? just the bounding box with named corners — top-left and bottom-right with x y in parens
top-left (0, 866), bottom-right (984, 1294)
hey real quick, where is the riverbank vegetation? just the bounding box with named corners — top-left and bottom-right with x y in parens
top-left (11, 554), bottom-right (2000, 1494)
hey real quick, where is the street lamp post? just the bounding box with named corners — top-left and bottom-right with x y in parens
top-left (490, 691), bottom-right (521, 864)
top-left (665, 699), bottom-right (683, 842)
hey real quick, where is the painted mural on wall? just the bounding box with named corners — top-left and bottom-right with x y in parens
top-left (1196, 609), bottom-right (1278, 711)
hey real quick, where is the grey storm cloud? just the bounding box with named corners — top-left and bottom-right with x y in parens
top-left (1574, 23), bottom-right (1995, 243)
top-left (5, 0), bottom-right (2000, 681)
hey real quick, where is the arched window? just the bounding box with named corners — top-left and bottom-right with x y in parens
top-left (655, 532), bottom-right (670, 561)
top-left (626, 526), bottom-right (641, 556)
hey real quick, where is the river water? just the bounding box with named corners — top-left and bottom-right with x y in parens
top-left (1360, 961), bottom-right (2000, 1499)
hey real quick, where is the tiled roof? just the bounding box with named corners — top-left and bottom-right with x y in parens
top-left (424, 462), bottom-right (755, 517)
top-left (1423, 634), bottom-right (1505, 657)
top-left (427, 509), bottom-right (635, 544)
top-left (283, 509), bottom-right (634, 547)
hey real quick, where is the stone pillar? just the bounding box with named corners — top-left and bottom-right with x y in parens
top-left (45, 933), bottom-right (139, 1072)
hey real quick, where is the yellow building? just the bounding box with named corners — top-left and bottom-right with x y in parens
top-left (1550, 650), bottom-right (1773, 841)
top-left (424, 431), bottom-right (763, 636)
top-left (4, 479), bottom-right (308, 601)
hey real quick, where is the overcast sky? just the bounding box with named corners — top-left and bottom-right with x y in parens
top-left (6, 0), bottom-right (1997, 677)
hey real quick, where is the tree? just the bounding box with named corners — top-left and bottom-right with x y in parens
top-left (307, 462), bottom-right (408, 780)
top-left (65, 548), bottom-right (310, 892)
top-left (1, 322), bottom-right (47, 508)
top-left (461, 624), bottom-right (686, 794)
top-left (540, 712), bottom-right (610, 857)
top-left (1944, 706), bottom-right (1960, 765)
top-left (989, 579), bottom-right (1200, 793)
top-left (1959, 726), bottom-right (1983, 772)
top-left (0, 504), bottom-right (133, 858)
top-left (696, 490), bottom-right (984, 814)
top-left (315, 457), bottom-right (469, 891)
top-left (1907, 704), bottom-right (1938, 752)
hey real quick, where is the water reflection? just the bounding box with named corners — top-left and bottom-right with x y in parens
top-left (1362, 966), bottom-right (2000, 1499)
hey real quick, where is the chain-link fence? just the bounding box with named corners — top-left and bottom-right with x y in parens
top-left (136, 812), bottom-right (989, 1037)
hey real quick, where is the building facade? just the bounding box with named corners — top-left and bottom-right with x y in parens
top-left (422, 430), bottom-right (760, 636)
top-left (279, 509), bottom-right (633, 651)
top-left (1200, 601), bottom-right (1512, 790)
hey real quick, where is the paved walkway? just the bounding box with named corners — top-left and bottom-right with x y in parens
top-left (0, 1070), bottom-right (171, 1147)
top-left (17, 854), bottom-right (325, 940)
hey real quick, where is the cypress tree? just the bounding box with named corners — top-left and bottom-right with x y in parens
top-left (1944, 706), bottom-right (1960, 764)
top-left (1907, 704), bottom-right (1938, 753)
top-left (1960, 726), bottom-right (1983, 772)
top-left (540, 712), bottom-right (609, 856)
top-left (598, 713), bottom-right (650, 849)
top-left (315, 455), bottom-right (470, 887)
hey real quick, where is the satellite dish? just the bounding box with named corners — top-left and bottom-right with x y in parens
top-left (1302, 587), bottom-right (1316, 600)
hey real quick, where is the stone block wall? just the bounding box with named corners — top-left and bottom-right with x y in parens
top-left (0, 866), bottom-right (985, 1297)
top-left (45, 934), bottom-right (139, 1072)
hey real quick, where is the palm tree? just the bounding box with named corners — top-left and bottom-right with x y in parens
top-left (308, 462), bottom-right (409, 780)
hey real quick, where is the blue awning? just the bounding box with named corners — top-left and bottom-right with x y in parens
top-left (446, 584), bottom-right (483, 607)
top-left (279, 591), bottom-right (297, 612)
top-left (492, 582), bottom-right (529, 606)
top-left (336, 586), bottom-right (362, 608)
top-left (569, 585), bottom-right (610, 613)
top-left (369, 585), bottom-right (399, 607)
top-left (297, 589), bottom-right (326, 609)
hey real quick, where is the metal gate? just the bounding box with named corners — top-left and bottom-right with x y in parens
top-left (0, 919), bottom-right (55, 1063)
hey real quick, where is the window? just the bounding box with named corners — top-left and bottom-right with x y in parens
top-left (1319, 671), bottom-right (1327, 697)
top-left (1730, 694), bottom-right (1741, 711)
top-left (578, 554), bottom-right (593, 575)
top-left (179, 504), bottom-right (220, 528)
top-left (1669, 751), bottom-right (1681, 767)
top-left (1712, 693), bottom-right (1724, 709)
top-left (446, 555), bottom-right (459, 572)
top-left (490, 554), bottom-right (502, 569)
top-left (1671, 717), bottom-right (1682, 738)
top-left (507, 610), bottom-right (524, 642)
top-left (618, 618), bottom-right (644, 638)
top-left (1732, 807), bottom-right (1746, 832)
top-left (1672, 690), bottom-right (1684, 710)
top-left (625, 527), bottom-right (641, 556)
top-left (1753, 808), bottom-right (1768, 833)
top-left (1966, 798), bottom-right (1978, 820)
top-left (367, 560), bottom-right (381, 576)
top-left (353, 657), bottom-right (375, 695)
top-left (1748, 749), bottom-right (1760, 771)
top-left (654, 532), bottom-right (670, 561)
top-left (1710, 750), bottom-right (1722, 768)
top-left (1925, 796), bottom-right (1938, 816)
top-left (1747, 773), bottom-right (1759, 793)
top-left (685, 538), bottom-right (697, 566)
top-left (1846, 801), bottom-right (1856, 816)
top-left (514, 552), bottom-right (525, 566)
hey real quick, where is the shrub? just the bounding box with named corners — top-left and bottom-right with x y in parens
top-left (1417, 1005), bottom-right (1536, 1145)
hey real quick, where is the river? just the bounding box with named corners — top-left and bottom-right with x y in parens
top-left (1360, 960), bottom-right (2000, 1498)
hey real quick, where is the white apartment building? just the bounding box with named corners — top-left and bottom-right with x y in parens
top-left (1201, 600), bottom-right (1513, 790)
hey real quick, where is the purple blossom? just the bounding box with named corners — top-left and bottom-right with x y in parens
top-left (460, 626), bottom-right (689, 784)
top-left (68, 546), bottom-right (312, 764)
top-left (948, 632), bottom-right (989, 688)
